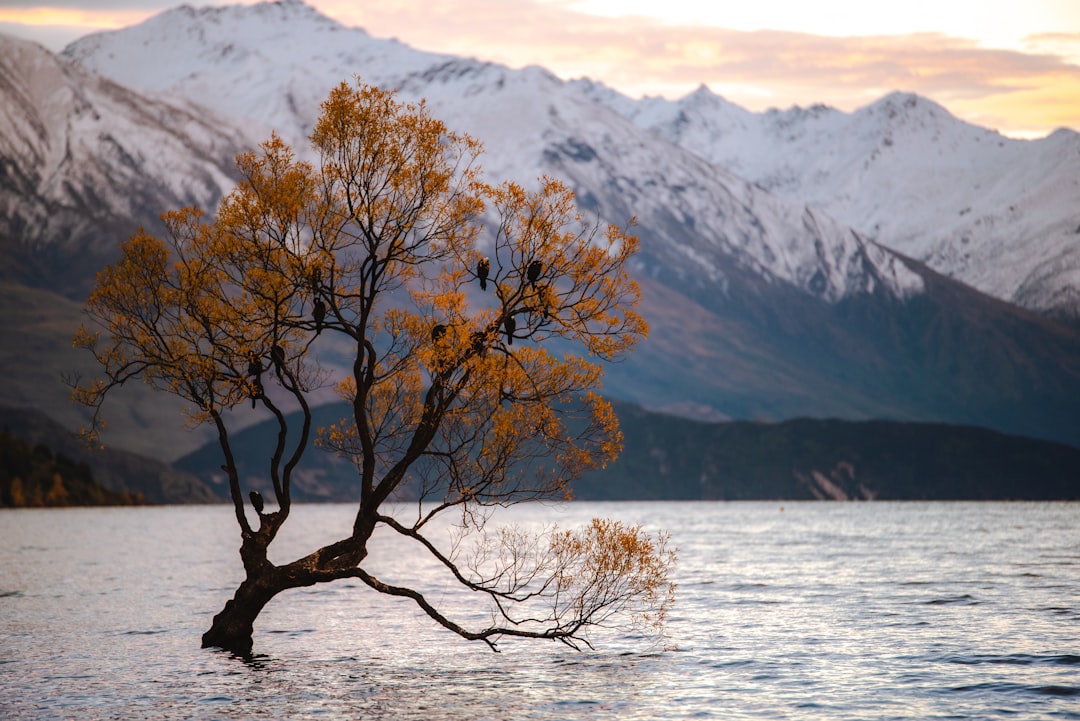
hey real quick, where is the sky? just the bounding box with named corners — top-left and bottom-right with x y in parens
top-left (3, 0), bottom-right (1080, 138)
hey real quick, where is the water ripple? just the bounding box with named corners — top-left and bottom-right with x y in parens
top-left (2, 501), bottom-right (1079, 720)
top-left (941, 653), bottom-right (1080, 666)
top-left (922, 593), bottom-right (980, 605)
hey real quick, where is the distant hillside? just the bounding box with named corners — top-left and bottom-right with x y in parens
top-left (579, 401), bottom-right (1080, 500)
top-left (175, 400), bottom-right (1080, 501)
top-left (174, 402), bottom-right (362, 503)
top-left (0, 407), bottom-right (221, 504)
top-left (0, 426), bottom-right (145, 507)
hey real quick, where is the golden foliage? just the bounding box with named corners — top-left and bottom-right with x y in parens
top-left (459, 518), bottom-right (676, 648)
top-left (551, 519), bottom-right (676, 632)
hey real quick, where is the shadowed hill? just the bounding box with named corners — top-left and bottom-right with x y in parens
top-left (0, 406), bottom-right (220, 504)
top-left (577, 401), bottom-right (1080, 500)
top-left (0, 426), bottom-right (146, 507)
top-left (173, 400), bottom-right (1080, 502)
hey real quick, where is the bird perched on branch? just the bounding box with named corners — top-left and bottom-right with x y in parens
top-left (432, 324), bottom-right (447, 343)
top-left (477, 257), bottom-right (490, 291)
top-left (271, 344), bottom-right (286, 371)
top-left (527, 260), bottom-right (543, 287)
top-left (313, 297), bottom-right (326, 335)
top-left (504, 314), bottom-right (516, 345)
top-left (249, 490), bottom-right (264, 514)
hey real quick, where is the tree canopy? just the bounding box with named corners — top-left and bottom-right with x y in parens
top-left (73, 79), bottom-right (674, 656)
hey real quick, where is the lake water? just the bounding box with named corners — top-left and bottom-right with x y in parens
top-left (1, 501), bottom-right (1078, 720)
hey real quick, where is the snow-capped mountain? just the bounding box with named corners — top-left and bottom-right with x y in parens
top-left (0, 32), bottom-right (243, 295)
top-left (61, 0), bottom-right (445, 148)
top-left (3, 1), bottom-right (1079, 453)
top-left (63, 0), bottom-right (921, 306)
top-left (576, 80), bottom-right (1080, 321)
top-left (0, 32), bottom-right (250, 458)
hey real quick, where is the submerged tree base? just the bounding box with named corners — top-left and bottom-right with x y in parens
top-left (202, 601), bottom-right (258, 657)
top-left (201, 577), bottom-right (281, 657)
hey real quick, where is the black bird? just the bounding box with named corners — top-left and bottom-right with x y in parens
top-left (477, 257), bottom-right (490, 291)
top-left (526, 260), bottom-right (543, 287)
top-left (249, 490), bottom-right (264, 514)
top-left (431, 324), bottom-right (447, 343)
top-left (247, 353), bottom-right (263, 408)
top-left (271, 344), bottom-right (286, 371)
top-left (504, 314), bottom-right (516, 345)
top-left (313, 297), bottom-right (326, 335)
top-left (248, 353), bottom-right (263, 379)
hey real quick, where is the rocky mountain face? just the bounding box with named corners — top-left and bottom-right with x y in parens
top-left (577, 80), bottom-right (1080, 322)
top-left (0, 33), bottom-right (244, 298)
top-left (1, 0), bottom-right (1078, 459)
top-left (0, 33), bottom-right (245, 458)
top-left (62, 1), bottom-right (924, 306)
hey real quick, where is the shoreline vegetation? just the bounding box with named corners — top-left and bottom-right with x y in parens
top-left (1, 426), bottom-right (145, 507)
top-left (0, 406), bottom-right (218, 506)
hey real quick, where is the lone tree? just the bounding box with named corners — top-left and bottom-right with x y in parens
top-left (73, 80), bottom-right (674, 657)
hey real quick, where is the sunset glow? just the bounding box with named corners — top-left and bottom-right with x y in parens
top-left (2, 0), bottom-right (1079, 138)
top-left (0, 7), bottom-right (151, 29)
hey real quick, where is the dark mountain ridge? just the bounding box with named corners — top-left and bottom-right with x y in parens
top-left (606, 249), bottom-right (1080, 447)
top-left (174, 401), bottom-right (1080, 502)
top-left (0, 406), bottom-right (218, 503)
top-left (580, 401), bottom-right (1080, 501)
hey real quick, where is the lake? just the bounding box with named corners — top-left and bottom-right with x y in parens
top-left (2, 501), bottom-right (1078, 719)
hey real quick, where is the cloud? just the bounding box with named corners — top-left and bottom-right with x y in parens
top-left (0, 6), bottom-right (153, 31)
top-left (4, 0), bottom-right (1079, 136)
top-left (324, 0), bottom-right (1080, 135)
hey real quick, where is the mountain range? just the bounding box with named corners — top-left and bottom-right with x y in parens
top-left (0, 34), bottom-right (243, 457)
top-left (2, 0), bottom-right (1079, 462)
top-left (579, 81), bottom-right (1080, 322)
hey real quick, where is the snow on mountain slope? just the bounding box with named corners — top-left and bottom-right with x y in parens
top-left (390, 59), bottom-right (923, 303)
top-left (577, 80), bottom-right (1080, 320)
top-left (62, 0), bottom-right (922, 305)
top-left (0, 33), bottom-right (254, 456)
top-left (63, 0), bottom-right (452, 145)
top-left (16, 1), bottom-right (1080, 451)
top-left (0, 32), bottom-right (243, 278)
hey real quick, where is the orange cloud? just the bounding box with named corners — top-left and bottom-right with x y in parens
top-left (325, 0), bottom-right (1080, 137)
top-left (0, 7), bottom-right (151, 29)
top-left (4, 1), bottom-right (1079, 137)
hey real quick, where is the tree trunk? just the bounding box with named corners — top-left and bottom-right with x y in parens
top-left (202, 531), bottom-right (368, 656)
top-left (201, 575), bottom-right (280, 657)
